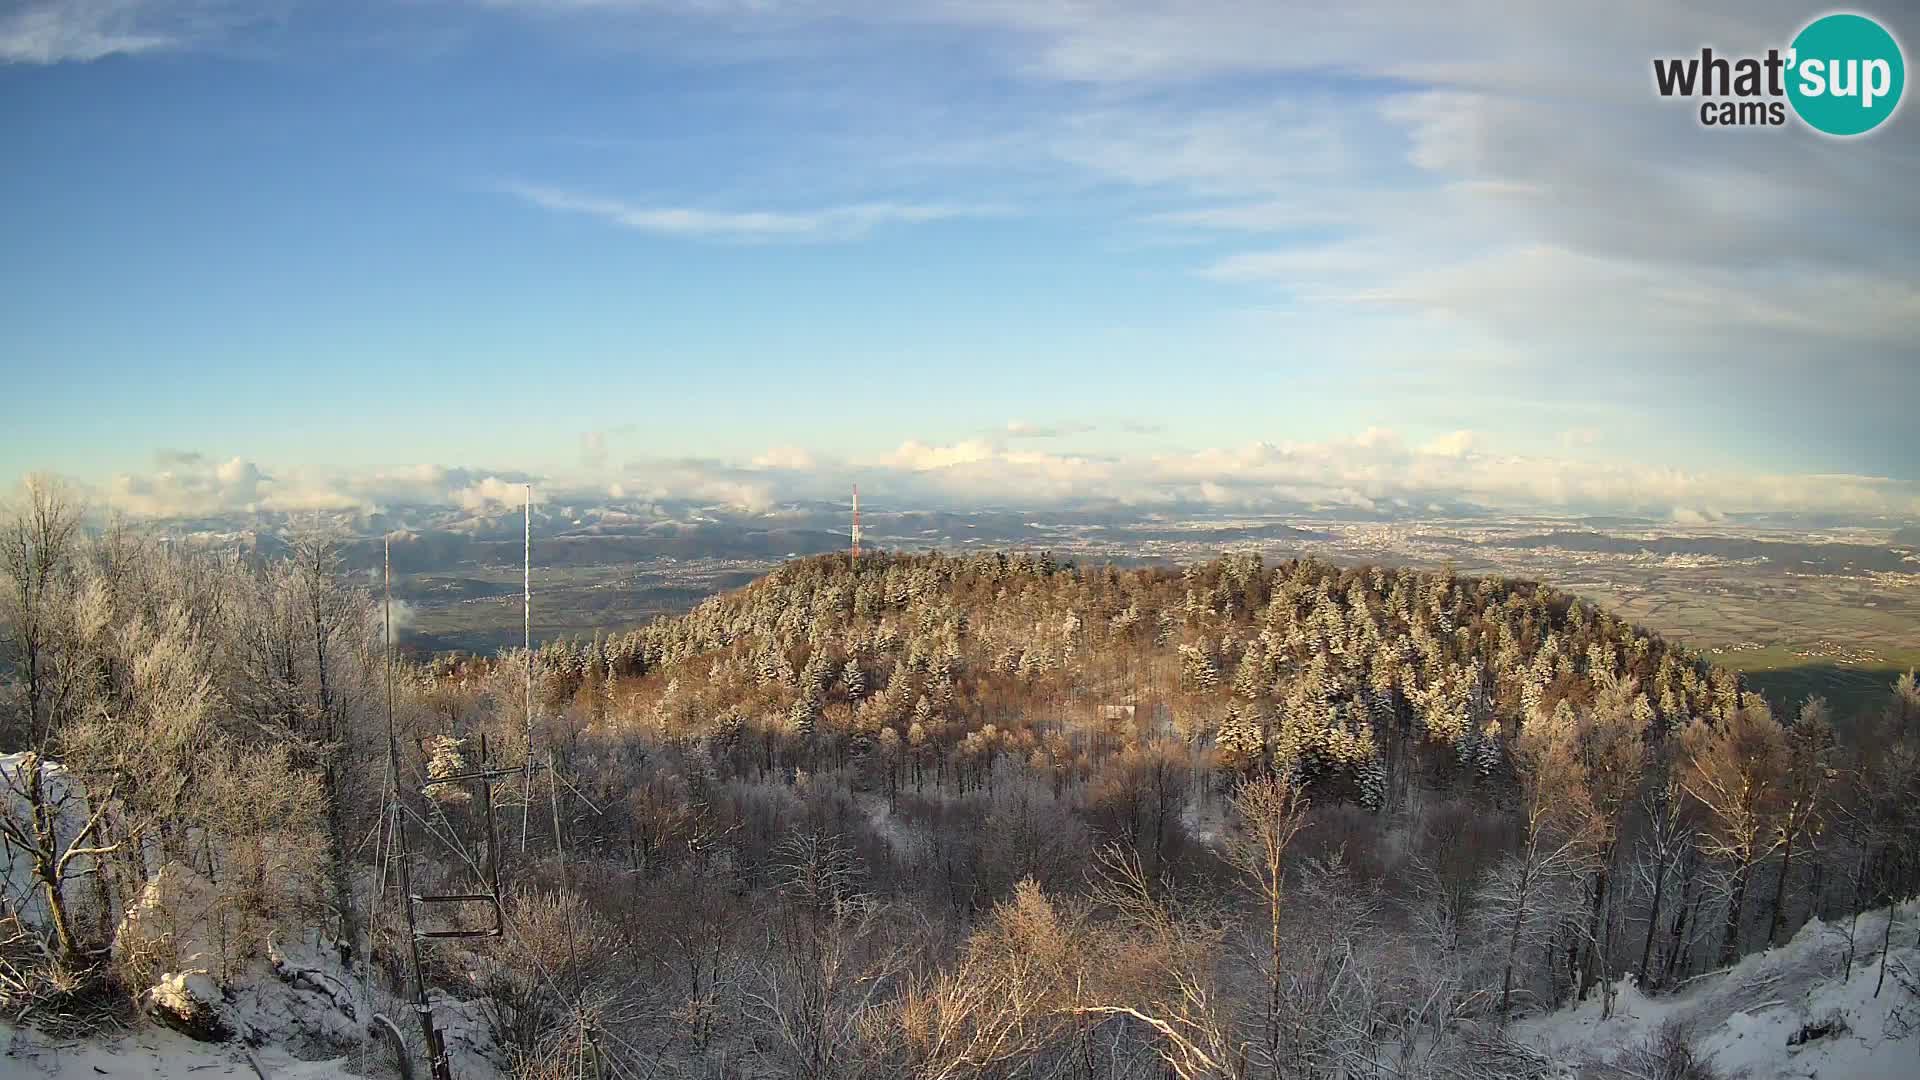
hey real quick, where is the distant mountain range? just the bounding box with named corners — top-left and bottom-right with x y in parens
top-left (146, 499), bottom-right (1920, 583)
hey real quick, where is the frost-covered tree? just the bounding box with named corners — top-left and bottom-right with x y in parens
top-left (1487, 703), bottom-right (1595, 1016)
top-left (1574, 676), bottom-right (1651, 999)
top-left (1178, 644), bottom-right (1219, 695)
top-left (1680, 703), bottom-right (1787, 965)
top-left (1215, 702), bottom-right (1266, 778)
top-left (1765, 697), bottom-right (1834, 945)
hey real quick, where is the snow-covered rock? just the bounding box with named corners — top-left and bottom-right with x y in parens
top-left (0, 752), bottom-right (93, 931)
top-left (143, 970), bottom-right (230, 1043)
top-left (114, 861), bottom-right (237, 1042)
top-left (113, 862), bottom-right (379, 1057)
top-left (116, 861), bottom-right (222, 973)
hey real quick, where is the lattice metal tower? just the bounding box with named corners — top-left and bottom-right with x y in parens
top-left (850, 483), bottom-right (861, 562)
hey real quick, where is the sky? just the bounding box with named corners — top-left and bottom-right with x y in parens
top-left (2, 1), bottom-right (1917, 521)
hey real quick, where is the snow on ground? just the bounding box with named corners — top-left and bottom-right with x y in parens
top-left (0, 925), bottom-right (499, 1080)
top-left (0, 953), bottom-right (500, 1080)
top-left (0, 1022), bottom-right (356, 1079)
top-left (860, 793), bottom-right (933, 862)
top-left (1517, 900), bottom-right (1920, 1079)
top-left (861, 794), bottom-right (912, 855)
top-left (0, 753), bottom-right (500, 1080)
top-left (0, 927), bottom-right (378, 1080)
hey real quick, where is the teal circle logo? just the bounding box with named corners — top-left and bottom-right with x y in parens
top-left (1787, 13), bottom-right (1906, 136)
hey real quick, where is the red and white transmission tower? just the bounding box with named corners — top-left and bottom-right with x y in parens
top-left (850, 484), bottom-right (861, 561)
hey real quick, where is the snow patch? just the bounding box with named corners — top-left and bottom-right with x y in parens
top-left (1180, 792), bottom-right (1226, 847)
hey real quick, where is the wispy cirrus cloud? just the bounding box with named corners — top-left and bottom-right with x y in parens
top-left (0, 0), bottom-right (266, 64)
top-left (503, 182), bottom-right (1003, 241)
top-left (1050, 102), bottom-right (1356, 193)
top-left (1004, 420), bottom-right (1096, 439)
top-left (1, 0), bottom-right (174, 63)
top-left (1144, 200), bottom-right (1356, 232)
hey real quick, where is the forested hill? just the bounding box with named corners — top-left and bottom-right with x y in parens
top-left (512, 550), bottom-right (1742, 806)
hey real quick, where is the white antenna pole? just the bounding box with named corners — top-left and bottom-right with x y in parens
top-left (521, 483), bottom-right (534, 850)
top-left (524, 481), bottom-right (532, 707)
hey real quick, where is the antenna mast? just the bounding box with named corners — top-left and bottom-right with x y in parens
top-left (522, 484), bottom-right (534, 850)
top-left (850, 483), bottom-right (861, 562)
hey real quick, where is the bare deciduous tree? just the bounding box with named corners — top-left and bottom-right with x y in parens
top-left (1222, 773), bottom-right (1311, 1074)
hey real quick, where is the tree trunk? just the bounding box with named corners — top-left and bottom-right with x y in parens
top-left (1720, 857), bottom-right (1751, 967)
top-left (1844, 850), bottom-right (1871, 981)
top-left (1767, 831), bottom-right (1796, 946)
top-left (1637, 849), bottom-right (1672, 986)
top-left (1875, 900), bottom-right (1896, 998)
top-left (1580, 856), bottom-right (1612, 999)
top-left (321, 755), bottom-right (356, 964)
top-left (1664, 851), bottom-right (1699, 985)
top-left (37, 860), bottom-right (82, 965)
top-left (1500, 869), bottom-right (1534, 1017)
top-left (24, 764), bottom-right (82, 966)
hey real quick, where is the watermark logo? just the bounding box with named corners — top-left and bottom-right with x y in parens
top-left (1653, 11), bottom-right (1906, 136)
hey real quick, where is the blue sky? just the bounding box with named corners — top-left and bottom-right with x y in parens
top-left (2, 2), bottom-right (1916, 519)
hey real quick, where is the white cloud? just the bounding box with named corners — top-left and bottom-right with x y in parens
top-left (99, 457), bottom-right (544, 517)
top-left (880, 439), bottom-right (1002, 471)
top-left (850, 430), bottom-right (1920, 516)
top-left (752, 446), bottom-right (816, 470)
top-left (503, 183), bottom-right (1001, 241)
top-left (1420, 430), bottom-right (1479, 458)
top-left (613, 458), bottom-right (779, 511)
top-left (75, 429), bottom-right (1920, 520)
top-left (451, 476), bottom-right (536, 511)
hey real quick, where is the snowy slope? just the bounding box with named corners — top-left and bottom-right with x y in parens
top-left (1517, 901), bottom-right (1920, 1079)
top-left (6, 898), bottom-right (1908, 1078)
